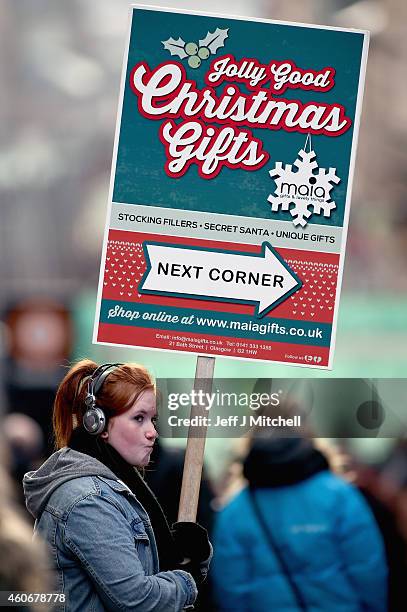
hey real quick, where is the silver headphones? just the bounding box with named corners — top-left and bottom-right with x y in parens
top-left (82, 363), bottom-right (123, 435)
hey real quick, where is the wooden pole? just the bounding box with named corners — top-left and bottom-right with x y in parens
top-left (177, 355), bottom-right (215, 522)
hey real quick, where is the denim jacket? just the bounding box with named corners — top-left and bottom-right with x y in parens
top-left (23, 448), bottom-right (198, 611)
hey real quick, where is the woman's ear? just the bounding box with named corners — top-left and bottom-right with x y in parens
top-left (100, 431), bottom-right (109, 440)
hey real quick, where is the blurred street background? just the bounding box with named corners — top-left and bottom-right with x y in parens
top-left (1, 0), bottom-right (406, 381)
top-left (0, 1), bottom-right (406, 608)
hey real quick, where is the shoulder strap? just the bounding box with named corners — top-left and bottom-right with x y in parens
top-left (247, 488), bottom-right (307, 612)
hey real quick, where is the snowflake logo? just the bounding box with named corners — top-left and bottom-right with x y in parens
top-left (267, 146), bottom-right (341, 227)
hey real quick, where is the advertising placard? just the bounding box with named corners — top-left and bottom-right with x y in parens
top-left (94, 6), bottom-right (369, 368)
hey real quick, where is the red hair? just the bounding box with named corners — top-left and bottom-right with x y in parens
top-left (53, 359), bottom-right (154, 449)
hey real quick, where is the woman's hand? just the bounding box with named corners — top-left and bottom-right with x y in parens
top-left (172, 522), bottom-right (211, 563)
top-left (172, 522), bottom-right (212, 584)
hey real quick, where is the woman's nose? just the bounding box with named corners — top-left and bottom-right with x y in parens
top-left (146, 423), bottom-right (158, 439)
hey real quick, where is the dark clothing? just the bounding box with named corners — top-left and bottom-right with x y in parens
top-left (243, 437), bottom-right (329, 488)
top-left (145, 440), bottom-right (216, 610)
top-left (145, 441), bottom-right (215, 532)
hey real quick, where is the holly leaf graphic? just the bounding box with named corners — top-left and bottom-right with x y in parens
top-left (198, 28), bottom-right (229, 54)
top-left (162, 37), bottom-right (188, 59)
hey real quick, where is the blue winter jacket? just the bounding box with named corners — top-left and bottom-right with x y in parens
top-left (212, 470), bottom-right (387, 611)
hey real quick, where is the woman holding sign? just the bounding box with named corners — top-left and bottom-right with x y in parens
top-left (23, 360), bottom-right (211, 611)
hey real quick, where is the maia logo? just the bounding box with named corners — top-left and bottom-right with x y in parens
top-left (268, 145), bottom-right (341, 227)
top-left (280, 176), bottom-right (327, 200)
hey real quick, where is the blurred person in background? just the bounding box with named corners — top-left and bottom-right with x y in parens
top-left (3, 299), bottom-right (73, 456)
top-left (3, 412), bottom-right (44, 514)
top-left (145, 439), bottom-right (216, 611)
top-left (211, 402), bottom-right (388, 612)
top-left (320, 439), bottom-right (407, 612)
top-left (23, 360), bottom-right (212, 612)
top-left (397, 476), bottom-right (407, 543)
top-left (0, 431), bottom-right (51, 611)
top-left (146, 439), bottom-right (215, 533)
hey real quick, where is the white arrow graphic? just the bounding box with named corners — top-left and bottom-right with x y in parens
top-left (140, 241), bottom-right (302, 317)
